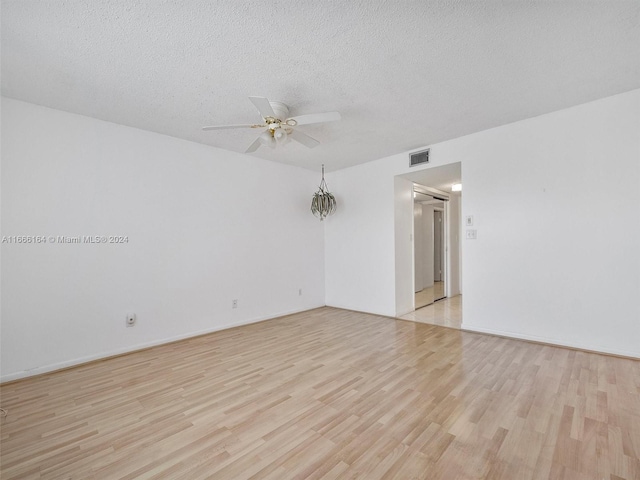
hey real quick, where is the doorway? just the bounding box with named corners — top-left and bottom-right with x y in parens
top-left (413, 192), bottom-right (448, 309)
top-left (395, 161), bottom-right (462, 328)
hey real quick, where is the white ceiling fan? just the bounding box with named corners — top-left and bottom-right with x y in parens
top-left (202, 97), bottom-right (341, 153)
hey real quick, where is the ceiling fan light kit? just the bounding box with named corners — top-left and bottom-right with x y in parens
top-left (202, 97), bottom-right (341, 153)
top-left (259, 130), bottom-right (276, 148)
top-left (311, 164), bottom-right (336, 221)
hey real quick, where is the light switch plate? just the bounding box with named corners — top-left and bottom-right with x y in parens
top-left (465, 215), bottom-right (474, 226)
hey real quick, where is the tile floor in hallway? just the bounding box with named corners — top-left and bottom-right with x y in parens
top-left (400, 294), bottom-right (462, 329)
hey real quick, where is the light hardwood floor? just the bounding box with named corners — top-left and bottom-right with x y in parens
top-left (1, 307), bottom-right (639, 479)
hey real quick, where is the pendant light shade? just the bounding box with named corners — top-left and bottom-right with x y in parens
top-left (311, 164), bottom-right (336, 221)
top-left (274, 128), bottom-right (287, 143)
top-left (259, 130), bottom-right (276, 148)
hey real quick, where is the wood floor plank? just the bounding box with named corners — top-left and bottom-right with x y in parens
top-left (1, 306), bottom-right (639, 479)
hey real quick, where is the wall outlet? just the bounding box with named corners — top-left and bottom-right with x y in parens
top-left (232, 299), bottom-right (238, 309)
top-left (126, 313), bottom-right (136, 327)
top-left (466, 229), bottom-right (477, 240)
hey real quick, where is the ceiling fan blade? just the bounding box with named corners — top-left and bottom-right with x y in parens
top-left (287, 112), bottom-right (341, 126)
top-left (202, 124), bottom-right (264, 131)
top-left (289, 129), bottom-right (320, 149)
top-left (248, 96), bottom-right (276, 119)
top-left (245, 137), bottom-right (262, 153)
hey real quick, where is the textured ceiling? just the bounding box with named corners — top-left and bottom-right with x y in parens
top-left (2, 1), bottom-right (639, 171)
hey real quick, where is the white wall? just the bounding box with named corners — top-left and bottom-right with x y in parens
top-left (457, 91), bottom-right (639, 357)
top-left (324, 157), bottom-right (398, 316)
top-left (394, 177), bottom-right (414, 316)
top-left (1, 98), bottom-right (326, 381)
top-left (325, 89), bottom-right (640, 357)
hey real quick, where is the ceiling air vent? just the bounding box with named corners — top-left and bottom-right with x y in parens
top-left (410, 149), bottom-right (430, 167)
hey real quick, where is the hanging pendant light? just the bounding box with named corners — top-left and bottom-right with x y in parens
top-left (311, 164), bottom-right (336, 221)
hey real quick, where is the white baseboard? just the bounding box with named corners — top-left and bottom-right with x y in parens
top-left (461, 324), bottom-right (640, 359)
top-left (1, 304), bottom-right (325, 383)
